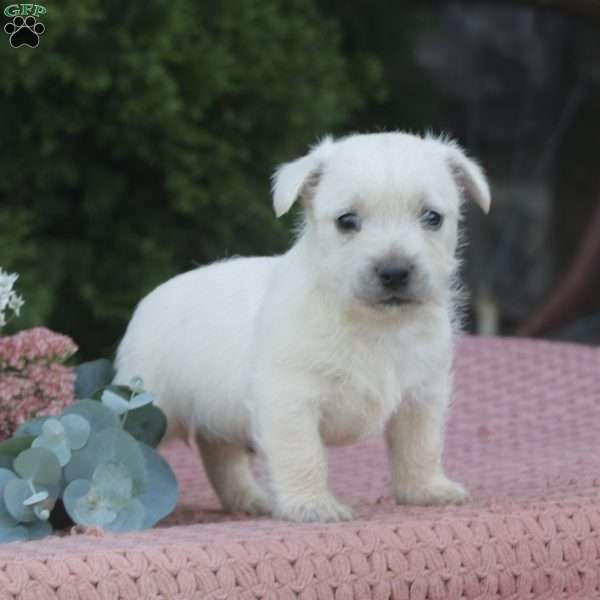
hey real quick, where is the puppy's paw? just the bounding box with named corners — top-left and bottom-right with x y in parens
top-left (275, 494), bottom-right (353, 523)
top-left (394, 477), bottom-right (469, 506)
top-left (222, 486), bottom-right (273, 516)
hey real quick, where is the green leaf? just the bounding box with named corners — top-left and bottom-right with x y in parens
top-left (0, 469), bottom-right (15, 492)
top-left (61, 414), bottom-right (91, 450)
top-left (123, 404), bottom-right (167, 448)
top-left (91, 463), bottom-right (133, 509)
top-left (106, 498), bottom-right (145, 532)
top-left (101, 389), bottom-right (130, 415)
top-left (64, 428), bottom-right (147, 494)
top-left (63, 478), bottom-right (117, 527)
top-left (62, 399), bottom-right (120, 432)
top-left (0, 525), bottom-right (28, 543)
top-left (14, 447), bottom-right (62, 491)
top-left (0, 470), bottom-right (18, 529)
top-left (26, 519), bottom-right (52, 540)
top-left (137, 443), bottom-right (178, 527)
top-left (63, 462), bottom-right (142, 531)
top-left (15, 418), bottom-right (48, 438)
top-left (32, 437), bottom-right (70, 467)
top-left (32, 419), bottom-right (71, 466)
top-left (4, 478), bottom-right (36, 522)
top-left (75, 359), bottom-right (115, 399)
top-left (0, 435), bottom-right (35, 457)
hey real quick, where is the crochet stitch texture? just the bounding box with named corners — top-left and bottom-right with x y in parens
top-left (0, 336), bottom-right (598, 599)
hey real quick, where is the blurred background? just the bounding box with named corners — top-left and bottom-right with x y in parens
top-left (1, 0), bottom-right (599, 359)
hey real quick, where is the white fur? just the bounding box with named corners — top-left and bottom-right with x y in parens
top-left (114, 131), bottom-right (490, 522)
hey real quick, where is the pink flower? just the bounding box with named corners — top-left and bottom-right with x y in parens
top-left (0, 328), bottom-right (78, 441)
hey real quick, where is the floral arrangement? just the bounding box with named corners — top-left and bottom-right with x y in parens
top-left (0, 269), bottom-right (179, 542)
top-left (0, 328), bottom-right (77, 441)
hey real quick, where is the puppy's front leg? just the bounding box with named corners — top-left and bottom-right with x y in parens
top-left (386, 380), bottom-right (468, 506)
top-left (255, 374), bottom-right (352, 522)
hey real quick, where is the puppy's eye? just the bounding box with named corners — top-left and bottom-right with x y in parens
top-left (336, 212), bottom-right (361, 233)
top-left (420, 209), bottom-right (444, 230)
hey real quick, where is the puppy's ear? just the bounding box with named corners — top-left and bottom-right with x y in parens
top-left (438, 138), bottom-right (491, 214)
top-left (272, 136), bottom-right (335, 217)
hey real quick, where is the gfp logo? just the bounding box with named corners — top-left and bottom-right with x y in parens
top-left (3, 4), bottom-right (47, 48)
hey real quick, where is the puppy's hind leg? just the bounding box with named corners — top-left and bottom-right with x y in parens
top-left (196, 435), bottom-right (272, 516)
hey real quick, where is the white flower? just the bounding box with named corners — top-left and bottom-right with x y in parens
top-left (0, 267), bottom-right (25, 329)
top-left (8, 292), bottom-right (24, 316)
top-left (0, 269), bottom-right (18, 296)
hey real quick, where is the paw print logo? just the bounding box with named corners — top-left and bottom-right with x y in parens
top-left (4, 15), bottom-right (45, 48)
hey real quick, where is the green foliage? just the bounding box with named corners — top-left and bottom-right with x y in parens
top-left (75, 359), bottom-right (116, 399)
top-left (0, 366), bottom-right (177, 542)
top-left (317, 2), bottom-right (450, 132)
top-left (0, 435), bottom-right (36, 459)
top-left (0, 0), bottom-right (379, 357)
top-left (62, 399), bottom-right (120, 432)
top-left (32, 415), bottom-right (91, 466)
top-left (78, 363), bottom-right (167, 446)
top-left (120, 403), bottom-right (167, 448)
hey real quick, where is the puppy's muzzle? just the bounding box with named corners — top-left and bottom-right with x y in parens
top-left (374, 259), bottom-right (419, 306)
top-left (376, 261), bottom-right (415, 290)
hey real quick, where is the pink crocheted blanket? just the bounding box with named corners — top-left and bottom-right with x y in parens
top-left (0, 336), bottom-right (599, 599)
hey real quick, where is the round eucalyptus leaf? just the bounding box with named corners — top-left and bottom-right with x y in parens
top-left (91, 462), bottom-right (133, 509)
top-left (137, 443), bottom-right (179, 528)
top-left (0, 468), bottom-right (15, 492)
top-left (14, 447), bottom-right (61, 490)
top-left (26, 519), bottom-right (52, 540)
top-left (123, 404), bottom-right (167, 448)
top-left (0, 494), bottom-right (18, 528)
top-left (40, 419), bottom-right (64, 439)
top-left (63, 479), bottom-right (117, 527)
top-left (15, 418), bottom-right (48, 438)
top-left (60, 414), bottom-right (91, 450)
top-left (62, 399), bottom-right (120, 433)
top-left (62, 478), bottom-right (89, 521)
top-left (0, 525), bottom-right (28, 543)
top-left (64, 428), bottom-right (146, 493)
top-left (32, 435), bottom-right (71, 467)
top-left (3, 478), bottom-right (36, 522)
top-left (0, 434), bottom-right (35, 456)
top-left (75, 359), bottom-right (115, 399)
top-left (101, 389), bottom-right (130, 415)
top-left (0, 469), bottom-right (18, 527)
top-left (105, 498), bottom-right (145, 532)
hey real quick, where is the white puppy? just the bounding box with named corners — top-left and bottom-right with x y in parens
top-left (114, 132), bottom-right (490, 522)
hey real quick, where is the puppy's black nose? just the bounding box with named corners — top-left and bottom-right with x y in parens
top-left (376, 262), bottom-right (414, 289)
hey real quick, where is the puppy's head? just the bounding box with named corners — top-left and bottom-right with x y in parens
top-left (272, 132), bottom-right (490, 312)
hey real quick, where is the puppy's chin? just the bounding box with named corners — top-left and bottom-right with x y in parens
top-left (378, 295), bottom-right (419, 308)
top-left (352, 291), bottom-right (425, 314)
